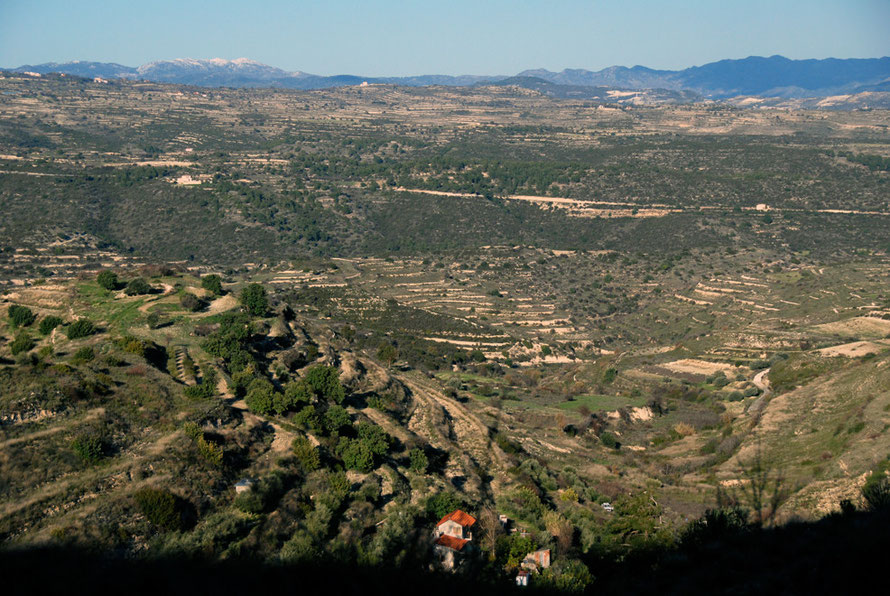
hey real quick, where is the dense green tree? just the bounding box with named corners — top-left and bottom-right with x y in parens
top-left (294, 405), bottom-right (322, 432)
top-left (245, 378), bottom-right (275, 415)
top-left (201, 274), bottom-right (224, 295)
top-left (284, 379), bottom-right (313, 405)
top-left (324, 405), bottom-right (351, 434)
top-left (125, 278), bottom-right (152, 296)
top-left (425, 491), bottom-right (464, 520)
top-left (273, 380), bottom-right (311, 415)
top-left (96, 270), bottom-right (119, 290)
top-left (240, 283), bottom-right (268, 316)
top-left (356, 422), bottom-right (391, 456)
top-left (146, 311), bottom-right (162, 329)
top-left (304, 365), bottom-right (345, 404)
top-left (339, 438), bottom-right (375, 473)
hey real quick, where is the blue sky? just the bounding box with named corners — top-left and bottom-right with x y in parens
top-left (1, 0), bottom-right (888, 75)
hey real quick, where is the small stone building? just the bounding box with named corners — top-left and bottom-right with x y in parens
top-left (521, 548), bottom-right (551, 572)
top-left (516, 569), bottom-right (530, 587)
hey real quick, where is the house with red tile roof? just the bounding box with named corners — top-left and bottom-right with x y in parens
top-left (435, 509), bottom-right (476, 540)
top-left (433, 510), bottom-right (477, 570)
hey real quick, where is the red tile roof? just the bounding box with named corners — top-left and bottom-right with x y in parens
top-left (434, 534), bottom-right (470, 551)
top-left (436, 509), bottom-right (477, 528)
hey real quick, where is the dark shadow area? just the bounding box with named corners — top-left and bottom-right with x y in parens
top-left (0, 547), bottom-right (525, 596)
top-left (592, 507), bottom-right (890, 594)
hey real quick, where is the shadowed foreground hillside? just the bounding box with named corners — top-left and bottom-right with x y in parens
top-left (2, 507), bottom-right (889, 595)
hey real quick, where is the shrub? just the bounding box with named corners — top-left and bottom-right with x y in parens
top-left (409, 448), bottom-right (428, 474)
top-left (66, 319), bottom-right (96, 339)
top-left (146, 311), bottom-right (162, 329)
top-left (240, 283), bottom-right (268, 316)
top-left (539, 559), bottom-right (594, 593)
top-left (862, 461), bottom-right (890, 510)
top-left (115, 337), bottom-right (167, 370)
top-left (125, 278), bottom-right (152, 296)
top-left (71, 346), bottom-right (95, 363)
top-left (182, 421), bottom-right (203, 441)
top-left (201, 274), bottom-right (223, 296)
top-left (710, 373), bottom-right (729, 388)
top-left (292, 436), bottom-right (320, 472)
top-left (196, 437), bottom-right (224, 468)
top-left (39, 316), bottom-right (64, 335)
top-left (280, 531), bottom-right (317, 563)
top-left (96, 270), bottom-right (119, 290)
top-left (8, 305), bottom-right (36, 328)
top-left (180, 292), bottom-right (205, 312)
top-left (233, 488), bottom-right (265, 515)
top-left (602, 368), bottom-right (618, 383)
top-left (184, 366), bottom-right (217, 399)
top-left (600, 432), bottom-right (619, 449)
top-left (71, 433), bottom-right (104, 464)
top-left (10, 334), bottom-right (35, 356)
top-left (560, 487), bottom-right (580, 502)
top-left (673, 422), bottom-right (695, 437)
top-left (743, 386), bottom-right (760, 397)
top-left (681, 507), bottom-right (751, 548)
top-left (134, 487), bottom-right (186, 531)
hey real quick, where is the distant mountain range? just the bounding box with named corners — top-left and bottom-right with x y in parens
top-left (7, 55), bottom-right (890, 98)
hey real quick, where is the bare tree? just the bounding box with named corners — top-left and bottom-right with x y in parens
top-left (476, 507), bottom-right (504, 560)
top-left (722, 442), bottom-right (789, 527)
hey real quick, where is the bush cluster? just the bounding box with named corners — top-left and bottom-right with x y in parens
top-left (8, 305), bottom-right (36, 328)
top-left (134, 487), bottom-right (187, 531)
top-left (39, 316), bottom-right (64, 335)
top-left (66, 319), bottom-right (96, 339)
